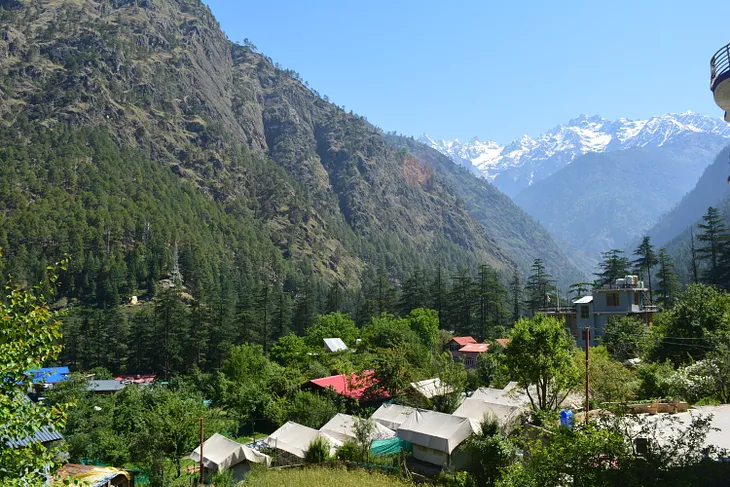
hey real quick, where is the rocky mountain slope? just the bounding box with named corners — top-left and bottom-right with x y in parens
top-left (0, 0), bottom-right (583, 293)
top-left (513, 134), bottom-right (730, 262)
top-left (385, 135), bottom-right (587, 283)
top-left (421, 113), bottom-right (730, 197)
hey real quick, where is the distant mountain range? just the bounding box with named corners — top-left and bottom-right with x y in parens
top-left (514, 134), bottom-right (730, 263)
top-left (420, 113), bottom-right (730, 198)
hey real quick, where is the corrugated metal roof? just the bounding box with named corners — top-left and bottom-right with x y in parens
top-left (6, 425), bottom-right (63, 448)
top-left (88, 380), bottom-right (126, 392)
top-left (308, 371), bottom-right (388, 400)
top-left (459, 343), bottom-right (490, 353)
top-left (574, 296), bottom-right (593, 304)
top-left (451, 336), bottom-right (477, 347)
top-left (323, 338), bottom-right (348, 352)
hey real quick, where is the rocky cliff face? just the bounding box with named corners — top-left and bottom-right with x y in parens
top-left (1, 0), bottom-right (531, 284)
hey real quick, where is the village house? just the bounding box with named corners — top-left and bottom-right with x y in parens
top-left (542, 276), bottom-right (658, 347)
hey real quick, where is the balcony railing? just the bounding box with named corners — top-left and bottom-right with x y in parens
top-left (538, 306), bottom-right (576, 314)
top-left (711, 42), bottom-right (730, 91)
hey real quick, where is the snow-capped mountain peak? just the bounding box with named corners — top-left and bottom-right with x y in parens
top-left (419, 112), bottom-right (730, 197)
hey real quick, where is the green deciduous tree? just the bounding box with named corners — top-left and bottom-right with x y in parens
top-left (0, 257), bottom-right (69, 486)
top-left (649, 284), bottom-right (730, 364)
top-left (305, 312), bottom-right (359, 349)
top-left (505, 314), bottom-right (579, 410)
top-left (601, 316), bottom-right (649, 362)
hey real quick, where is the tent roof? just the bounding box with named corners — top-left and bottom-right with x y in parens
top-left (265, 421), bottom-right (340, 459)
top-left (410, 378), bottom-right (454, 399)
top-left (323, 338), bottom-right (348, 353)
top-left (574, 296), bottom-right (593, 304)
top-left (637, 405), bottom-right (730, 452)
top-left (190, 433), bottom-right (270, 471)
top-left (396, 409), bottom-right (477, 454)
top-left (371, 403), bottom-right (414, 430)
top-left (453, 387), bottom-right (526, 427)
top-left (320, 413), bottom-right (395, 443)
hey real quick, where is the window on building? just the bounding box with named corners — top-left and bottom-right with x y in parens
top-left (450, 342), bottom-right (459, 352)
top-left (634, 293), bottom-right (640, 306)
top-left (580, 305), bottom-right (589, 319)
top-left (464, 357), bottom-right (474, 367)
top-left (606, 293), bottom-right (620, 307)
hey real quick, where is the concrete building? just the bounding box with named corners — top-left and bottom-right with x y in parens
top-left (542, 276), bottom-right (658, 347)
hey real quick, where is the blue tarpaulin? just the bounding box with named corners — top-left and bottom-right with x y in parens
top-left (28, 367), bottom-right (70, 384)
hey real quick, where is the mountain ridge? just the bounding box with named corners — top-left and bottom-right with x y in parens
top-left (421, 112), bottom-right (730, 197)
top-left (0, 0), bottom-right (583, 295)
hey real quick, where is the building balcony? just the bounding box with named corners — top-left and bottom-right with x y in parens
top-left (711, 42), bottom-right (730, 122)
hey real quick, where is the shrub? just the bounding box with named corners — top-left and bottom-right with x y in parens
top-left (335, 440), bottom-right (363, 461)
top-left (304, 436), bottom-right (330, 464)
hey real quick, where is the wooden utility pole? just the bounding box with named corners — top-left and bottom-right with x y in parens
top-left (199, 417), bottom-right (204, 485)
top-left (584, 327), bottom-right (590, 422)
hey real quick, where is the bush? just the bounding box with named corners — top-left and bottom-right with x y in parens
top-left (304, 436), bottom-right (330, 464)
top-left (636, 361), bottom-right (674, 400)
top-left (335, 440), bottom-right (363, 461)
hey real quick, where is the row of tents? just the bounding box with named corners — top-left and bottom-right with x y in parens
top-left (261, 382), bottom-right (534, 470)
top-left (191, 382), bottom-right (546, 479)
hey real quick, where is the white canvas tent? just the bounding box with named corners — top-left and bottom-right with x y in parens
top-left (370, 403), bottom-right (414, 430)
top-left (453, 386), bottom-right (527, 428)
top-left (264, 421), bottom-right (341, 459)
top-left (189, 433), bottom-right (270, 481)
top-left (410, 378), bottom-right (454, 399)
top-left (396, 409), bottom-right (478, 467)
top-left (320, 413), bottom-right (396, 443)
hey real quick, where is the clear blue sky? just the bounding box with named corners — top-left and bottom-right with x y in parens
top-left (204, 0), bottom-right (730, 144)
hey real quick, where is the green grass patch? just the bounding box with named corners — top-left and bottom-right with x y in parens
top-left (245, 466), bottom-right (415, 487)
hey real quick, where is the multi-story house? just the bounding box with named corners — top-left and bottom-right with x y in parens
top-left (542, 276), bottom-right (658, 348)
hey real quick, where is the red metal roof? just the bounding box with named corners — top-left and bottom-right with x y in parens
top-left (459, 343), bottom-right (490, 353)
top-left (308, 370), bottom-right (388, 401)
top-left (496, 338), bottom-right (510, 348)
top-left (450, 336), bottom-right (477, 347)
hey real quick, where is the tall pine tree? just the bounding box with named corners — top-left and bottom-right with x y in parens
top-left (524, 259), bottom-right (554, 314)
top-left (633, 236), bottom-right (658, 302)
top-left (595, 250), bottom-right (630, 286)
top-left (656, 248), bottom-right (680, 309)
top-left (697, 207), bottom-right (729, 285)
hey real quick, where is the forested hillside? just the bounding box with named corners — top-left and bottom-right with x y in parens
top-left (0, 0), bottom-right (584, 304)
top-left (644, 146), bottom-right (730, 248)
top-left (0, 0), bottom-right (512, 292)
